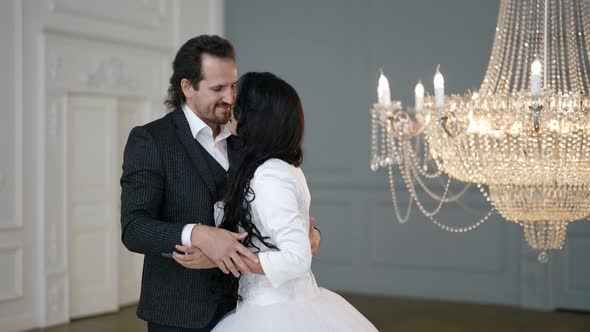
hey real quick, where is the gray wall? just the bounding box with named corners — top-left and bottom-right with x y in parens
top-left (225, 0), bottom-right (590, 310)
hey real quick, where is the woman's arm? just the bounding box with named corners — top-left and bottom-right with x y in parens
top-left (250, 163), bottom-right (312, 287)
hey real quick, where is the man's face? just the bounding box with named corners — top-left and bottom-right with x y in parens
top-left (183, 53), bottom-right (237, 131)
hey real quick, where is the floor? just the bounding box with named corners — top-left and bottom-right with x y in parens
top-left (34, 293), bottom-right (590, 332)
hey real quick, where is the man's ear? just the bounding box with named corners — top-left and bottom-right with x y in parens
top-left (180, 79), bottom-right (194, 99)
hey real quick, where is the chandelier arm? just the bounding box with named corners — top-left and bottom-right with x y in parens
top-left (386, 112), bottom-right (428, 139)
top-left (441, 112), bottom-right (468, 138)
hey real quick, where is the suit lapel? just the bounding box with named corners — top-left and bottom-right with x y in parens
top-left (171, 108), bottom-right (218, 198)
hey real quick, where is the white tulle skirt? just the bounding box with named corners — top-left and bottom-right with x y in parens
top-left (212, 288), bottom-right (378, 331)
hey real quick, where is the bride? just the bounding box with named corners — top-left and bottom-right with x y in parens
top-left (184, 71), bottom-right (378, 331)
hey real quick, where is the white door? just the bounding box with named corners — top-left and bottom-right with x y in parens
top-left (116, 98), bottom-right (146, 307)
top-left (68, 95), bottom-right (119, 318)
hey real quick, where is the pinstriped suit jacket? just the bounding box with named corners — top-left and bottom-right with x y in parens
top-left (120, 108), bottom-right (237, 329)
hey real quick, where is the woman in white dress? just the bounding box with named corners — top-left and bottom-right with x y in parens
top-left (207, 72), bottom-right (378, 331)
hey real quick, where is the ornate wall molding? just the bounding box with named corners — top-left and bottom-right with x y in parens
top-left (48, 0), bottom-right (171, 29)
top-left (86, 56), bottom-right (138, 92)
top-left (46, 32), bottom-right (167, 97)
top-left (0, 244), bottom-right (23, 302)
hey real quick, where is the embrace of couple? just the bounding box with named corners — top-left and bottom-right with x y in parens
top-left (120, 35), bottom-right (378, 331)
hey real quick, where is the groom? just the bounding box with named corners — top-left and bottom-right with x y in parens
top-left (120, 35), bottom-right (320, 331)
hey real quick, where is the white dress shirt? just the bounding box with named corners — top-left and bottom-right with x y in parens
top-left (181, 104), bottom-right (231, 247)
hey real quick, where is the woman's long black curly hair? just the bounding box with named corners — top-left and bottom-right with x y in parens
top-left (220, 72), bottom-right (305, 251)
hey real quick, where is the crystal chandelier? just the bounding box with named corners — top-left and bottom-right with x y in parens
top-left (370, 0), bottom-right (590, 259)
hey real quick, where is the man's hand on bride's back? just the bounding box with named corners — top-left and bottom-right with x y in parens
top-left (191, 225), bottom-right (259, 277)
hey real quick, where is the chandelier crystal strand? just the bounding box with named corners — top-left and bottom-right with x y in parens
top-left (380, 107), bottom-right (390, 167)
top-left (387, 164), bottom-right (413, 224)
top-left (401, 137), bottom-right (493, 231)
top-left (405, 143), bottom-right (470, 203)
top-left (513, 0), bottom-right (528, 93)
top-left (400, 142), bottom-right (491, 229)
top-left (567, 0), bottom-right (582, 94)
top-left (411, 166), bottom-right (470, 203)
top-left (579, 0), bottom-right (589, 94)
top-left (580, 0), bottom-right (590, 94)
top-left (403, 147), bottom-right (451, 217)
top-left (386, 117), bottom-right (413, 224)
top-left (405, 127), bottom-right (472, 202)
top-left (407, 138), bottom-right (444, 178)
top-left (480, 0), bottom-right (508, 94)
top-left (370, 107), bottom-right (379, 171)
top-left (501, 0), bottom-right (518, 93)
top-left (386, 143), bottom-right (413, 224)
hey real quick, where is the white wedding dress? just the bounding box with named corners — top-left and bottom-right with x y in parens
top-left (212, 159), bottom-right (378, 331)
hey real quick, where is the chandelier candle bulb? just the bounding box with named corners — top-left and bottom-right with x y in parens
top-left (377, 71), bottom-right (392, 106)
top-left (434, 68), bottom-right (445, 108)
top-left (415, 81), bottom-right (425, 112)
top-left (531, 59), bottom-right (542, 97)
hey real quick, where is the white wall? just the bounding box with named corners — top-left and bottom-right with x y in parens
top-left (0, 2), bottom-right (32, 331)
top-left (0, 1), bottom-right (225, 331)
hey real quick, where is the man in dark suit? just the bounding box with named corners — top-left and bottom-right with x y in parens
top-left (120, 35), bottom-right (320, 331)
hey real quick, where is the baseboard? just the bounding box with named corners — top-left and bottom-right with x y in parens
top-left (0, 312), bottom-right (37, 332)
